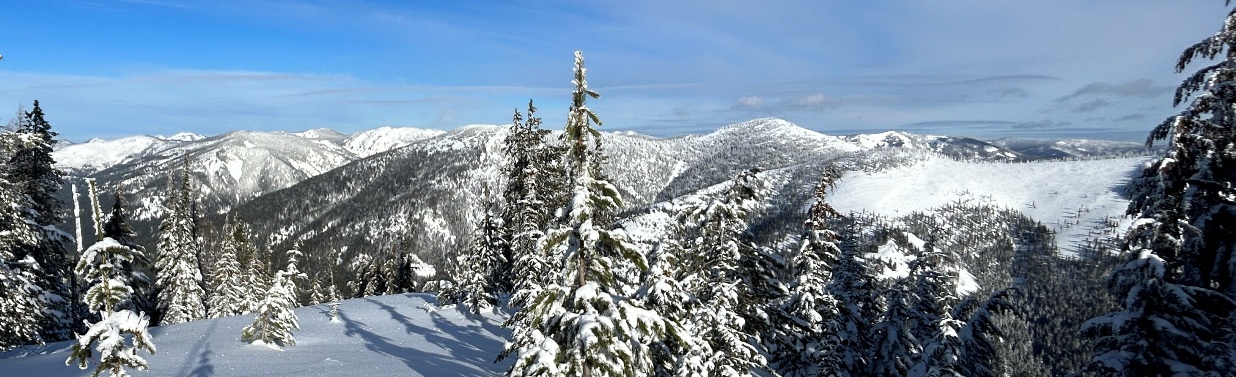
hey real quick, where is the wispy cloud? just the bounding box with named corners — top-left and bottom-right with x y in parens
top-left (1056, 79), bottom-right (1171, 102)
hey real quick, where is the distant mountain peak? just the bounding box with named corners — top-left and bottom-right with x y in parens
top-left (162, 132), bottom-right (206, 141)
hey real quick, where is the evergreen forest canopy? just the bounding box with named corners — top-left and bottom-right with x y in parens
top-left (2, 5), bottom-right (1236, 377)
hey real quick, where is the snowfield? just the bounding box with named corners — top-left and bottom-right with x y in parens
top-left (829, 155), bottom-right (1150, 256)
top-left (0, 294), bottom-right (512, 376)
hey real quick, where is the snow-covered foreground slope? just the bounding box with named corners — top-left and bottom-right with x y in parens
top-left (0, 294), bottom-right (512, 376)
top-left (829, 156), bottom-right (1150, 255)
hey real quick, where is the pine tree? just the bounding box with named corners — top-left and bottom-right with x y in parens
top-left (501, 51), bottom-right (678, 377)
top-left (1083, 4), bottom-right (1236, 375)
top-left (241, 248), bottom-right (306, 348)
top-left (309, 273), bottom-right (327, 306)
top-left (230, 221), bottom-right (265, 311)
top-left (828, 219), bottom-right (883, 377)
top-left (441, 199), bottom-right (508, 314)
top-left (206, 219), bottom-right (246, 318)
top-left (910, 312), bottom-right (964, 377)
top-left (100, 189), bottom-right (155, 318)
top-left (6, 101), bottom-right (74, 342)
top-left (634, 240), bottom-right (711, 377)
top-left (0, 135), bottom-right (46, 349)
top-left (908, 240), bottom-right (957, 346)
top-left (681, 169), bottom-right (775, 376)
top-left (504, 100), bottom-right (563, 301)
top-left (66, 238), bottom-right (156, 377)
top-left (768, 170), bottom-right (844, 377)
top-left (953, 287), bottom-right (1032, 377)
top-left (155, 157), bottom-right (206, 325)
top-left (870, 275), bottom-right (921, 377)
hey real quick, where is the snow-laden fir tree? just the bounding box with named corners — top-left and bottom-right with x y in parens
top-left (952, 287), bottom-right (1041, 377)
top-left (679, 169), bottom-right (775, 377)
top-left (7, 101), bottom-right (75, 342)
top-left (909, 312), bottom-right (963, 377)
top-left (66, 237), bottom-right (156, 377)
top-left (241, 248), bottom-right (306, 347)
top-left (0, 132), bottom-right (46, 349)
top-left (309, 273), bottom-right (327, 306)
top-left (505, 100), bottom-right (566, 301)
top-left (634, 239), bottom-right (711, 377)
top-left (908, 239), bottom-right (958, 346)
top-left (440, 199), bottom-right (508, 314)
top-left (870, 271), bottom-right (921, 377)
top-left (100, 189), bottom-right (156, 318)
top-left (827, 219), bottom-right (883, 377)
top-left (501, 51), bottom-right (680, 377)
top-left (155, 156), bottom-right (206, 325)
top-left (207, 218), bottom-right (247, 318)
top-left (767, 169), bottom-right (844, 377)
top-left (230, 221), bottom-right (266, 311)
top-left (1082, 4), bottom-right (1236, 376)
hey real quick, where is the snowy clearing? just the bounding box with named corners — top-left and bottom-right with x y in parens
top-left (830, 156), bottom-right (1149, 256)
top-left (0, 294), bottom-right (512, 376)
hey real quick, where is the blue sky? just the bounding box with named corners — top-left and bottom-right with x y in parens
top-left (0, 0), bottom-right (1223, 142)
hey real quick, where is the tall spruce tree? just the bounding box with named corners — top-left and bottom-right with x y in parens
top-left (7, 101), bottom-right (74, 342)
top-left (828, 219), bottom-right (883, 377)
top-left (207, 218), bottom-right (247, 318)
top-left (680, 169), bottom-right (774, 376)
top-left (440, 199), bottom-right (508, 314)
top-left (870, 274), bottom-right (921, 377)
top-left (505, 100), bottom-right (564, 301)
top-left (100, 189), bottom-right (156, 318)
top-left (1082, 4), bottom-right (1236, 376)
top-left (768, 170), bottom-right (844, 377)
top-left (501, 51), bottom-right (678, 377)
top-left (0, 132), bottom-right (46, 349)
top-left (634, 239), bottom-right (711, 377)
top-left (155, 156), bottom-right (206, 325)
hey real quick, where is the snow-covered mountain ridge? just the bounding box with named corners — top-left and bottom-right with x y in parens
top-left (53, 118), bottom-right (1151, 295)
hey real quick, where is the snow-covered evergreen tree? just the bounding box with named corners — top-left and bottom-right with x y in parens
top-left (0, 138), bottom-right (46, 349)
top-left (504, 100), bottom-right (564, 302)
top-left (309, 274), bottom-right (327, 306)
top-left (870, 275), bottom-right (921, 377)
top-left (100, 190), bottom-right (155, 318)
top-left (828, 220), bottom-right (883, 377)
top-left (768, 170), bottom-right (843, 377)
top-left (635, 239), bottom-right (711, 377)
top-left (908, 240), bottom-right (957, 346)
top-left (229, 221), bottom-right (266, 312)
top-left (155, 157), bottom-right (206, 325)
top-left (440, 199), bottom-right (508, 314)
top-left (1083, 4), bottom-right (1236, 376)
top-left (909, 312), bottom-right (964, 377)
top-left (953, 287), bottom-right (1034, 377)
top-left (241, 248), bottom-right (305, 347)
top-left (680, 169), bottom-right (775, 376)
top-left (67, 238), bottom-right (156, 377)
top-left (501, 51), bottom-right (678, 377)
top-left (206, 219), bottom-right (246, 318)
top-left (6, 101), bottom-right (75, 342)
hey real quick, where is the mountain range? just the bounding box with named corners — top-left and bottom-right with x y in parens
top-left (51, 118), bottom-right (1152, 287)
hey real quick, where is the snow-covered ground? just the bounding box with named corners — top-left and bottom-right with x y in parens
top-left (830, 156), bottom-right (1149, 256)
top-left (0, 294), bottom-right (512, 376)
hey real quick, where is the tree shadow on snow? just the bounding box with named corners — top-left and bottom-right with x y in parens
top-left (173, 318), bottom-right (217, 377)
top-left (363, 296), bottom-right (508, 368)
top-left (339, 301), bottom-right (494, 376)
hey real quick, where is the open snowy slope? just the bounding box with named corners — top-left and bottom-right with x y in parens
top-left (0, 294), bottom-right (512, 376)
top-left (829, 156), bottom-right (1150, 255)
